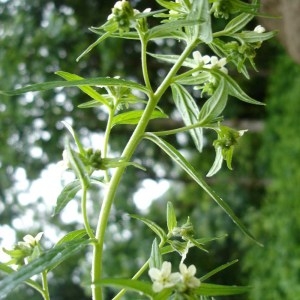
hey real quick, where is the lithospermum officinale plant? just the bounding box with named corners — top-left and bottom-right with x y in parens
top-left (0, 0), bottom-right (275, 299)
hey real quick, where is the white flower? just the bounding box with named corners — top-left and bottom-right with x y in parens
top-left (254, 25), bottom-right (266, 33)
top-left (19, 232), bottom-right (43, 248)
top-left (179, 263), bottom-right (201, 289)
top-left (192, 51), bottom-right (211, 67)
top-left (57, 149), bottom-right (71, 171)
top-left (114, 0), bottom-right (127, 10)
top-left (206, 56), bottom-right (228, 74)
top-left (148, 261), bottom-right (181, 292)
top-left (238, 129), bottom-right (248, 137)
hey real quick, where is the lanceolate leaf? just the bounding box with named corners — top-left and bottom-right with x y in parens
top-left (198, 77), bottom-right (228, 124)
top-left (112, 110), bottom-right (168, 127)
top-left (196, 283), bottom-right (251, 296)
top-left (200, 259), bottom-right (239, 281)
top-left (55, 229), bottom-right (87, 246)
top-left (166, 202), bottom-right (177, 233)
top-left (171, 83), bottom-right (203, 152)
top-left (54, 180), bottom-right (81, 216)
top-left (55, 71), bottom-right (110, 107)
top-left (144, 133), bottom-right (261, 245)
top-left (93, 278), bottom-right (154, 298)
top-left (149, 238), bottom-right (162, 269)
top-left (130, 214), bottom-right (167, 243)
top-left (223, 13), bottom-right (254, 34)
top-left (186, 0), bottom-right (212, 43)
top-left (0, 77), bottom-right (150, 96)
top-left (211, 70), bottom-right (265, 105)
top-left (0, 239), bottom-right (90, 299)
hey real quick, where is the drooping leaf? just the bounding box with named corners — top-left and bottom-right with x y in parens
top-left (54, 180), bottom-right (81, 216)
top-left (131, 214), bottom-right (167, 243)
top-left (112, 110), bottom-right (168, 127)
top-left (0, 77), bottom-right (150, 96)
top-left (149, 238), bottom-right (162, 269)
top-left (198, 77), bottom-right (228, 124)
top-left (144, 133), bottom-right (261, 245)
top-left (55, 71), bottom-right (110, 107)
top-left (0, 238), bottom-right (90, 299)
top-left (171, 83), bottom-right (203, 152)
top-left (211, 70), bottom-right (265, 105)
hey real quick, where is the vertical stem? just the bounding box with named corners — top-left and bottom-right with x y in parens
top-left (41, 271), bottom-right (50, 300)
top-left (91, 40), bottom-right (197, 300)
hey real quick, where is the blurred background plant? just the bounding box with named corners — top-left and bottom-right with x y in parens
top-left (0, 0), bottom-right (299, 299)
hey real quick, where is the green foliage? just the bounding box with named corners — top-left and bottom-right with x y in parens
top-left (245, 54), bottom-right (300, 299)
top-left (0, 0), bottom-right (274, 299)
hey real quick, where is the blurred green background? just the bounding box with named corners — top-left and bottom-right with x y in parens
top-left (1, 1), bottom-right (300, 299)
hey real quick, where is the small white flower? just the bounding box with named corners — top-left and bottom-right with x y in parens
top-left (149, 261), bottom-right (181, 292)
top-left (57, 149), bottom-right (71, 171)
top-left (254, 25), bottom-right (266, 33)
top-left (114, 0), bottom-right (126, 10)
top-left (238, 129), bottom-right (248, 137)
top-left (192, 51), bottom-right (211, 67)
top-left (206, 56), bottom-right (228, 74)
top-left (179, 263), bottom-right (201, 289)
top-left (20, 232), bottom-right (43, 248)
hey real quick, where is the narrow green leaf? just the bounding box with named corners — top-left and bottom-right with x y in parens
top-left (148, 19), bottom-right (201, 41)
top-left (166, 202), bottom-right (177, 233)
top-left (112, 110), bottom-right (168, 127)
top-left (171, 83), bottom-right (203, 152)
top-left (223, 13), bottom-right (254, 34)
top-left (0, 77), bottom-right (149, 96)
top-left (237, 30), bottom-right (276, 43)
top-left (55, 71), bottom-right (110, 107)
top-left (93, 278), bottom-right (154, 298)
top-left (186, 0), bottom-right (212, 43)
top-left (0, 263), bottom-right (45, 297)
top-left (131, 214), bottom-right (167, 243)
top-left (78, 99), bottom-right (107, 108)
top-left (65, 140), bottom-right (89, 186)
top-left (61, 121), bottom-right (85, 154)
top-left (147, 52), bottom-right (181, 65)
top-left (144, 133), bottom-right (261, 245)
top-left (206, 146), bottom-right (223, 177)
top-left (200, 259), bottom-right (239, 281)
top-left (211, 70), bottom-right (264, 105)
top-left (198, 78), bottom-right (228, 124)
top-left (0, 239), bottom-right (90, 299)
top-left (149, 238), bottom-right (162, 269)
top-left (54, 180), bottom-right (81, 216)
top-left (55, 229), bottom-right (87, 247)
top-left (76, 31), bottom-right (111, 61)
top-left (196, 282), bottom-right (251, 296)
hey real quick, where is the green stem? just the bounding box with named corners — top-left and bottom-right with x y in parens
top-left (41, 271), bottom-right (50, 300)
top-left (91, 40), bottom-right (197, 300)
top-left (82, 186), bottom-right (95, 239)
top-left (102, 106), bottom-right (116, 182)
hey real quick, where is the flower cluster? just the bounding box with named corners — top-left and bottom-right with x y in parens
top-left (148, 261), bottom-right (200, 294)
top-left (107, 0), bottom-right (151, 33)
top-left (2, 233), bottom-right (43, 267)
top-left (192, 51), bottom-right (228, 74)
